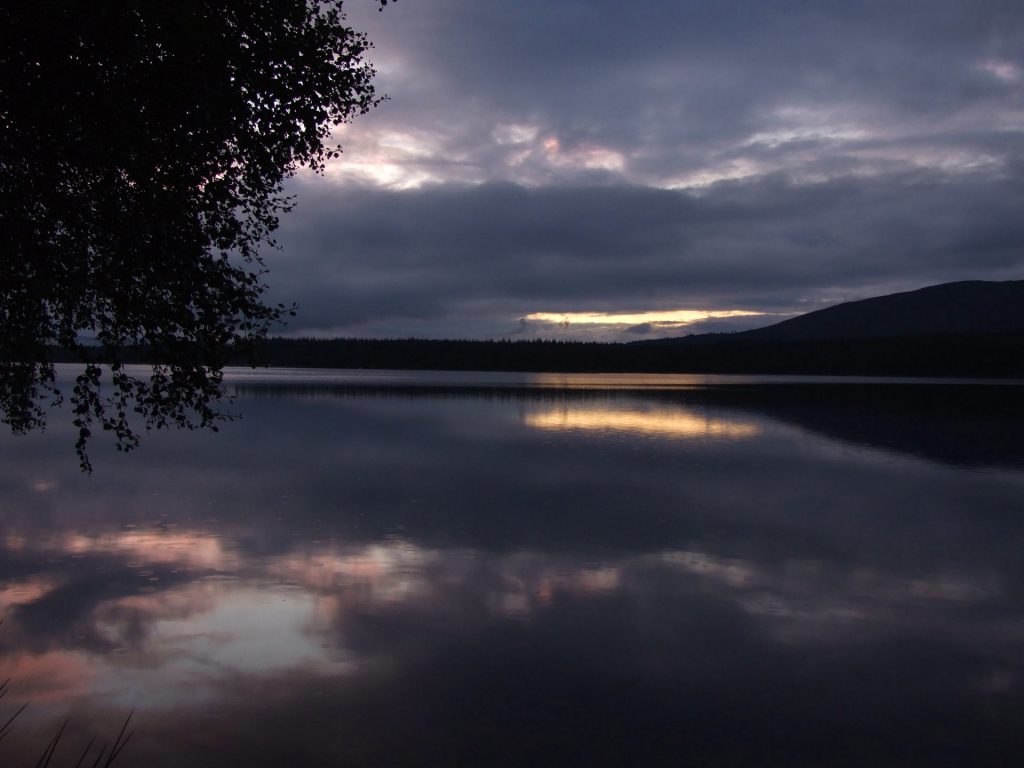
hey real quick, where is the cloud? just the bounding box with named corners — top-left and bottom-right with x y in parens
top-left (262, 0), bottom-right (1024, 339)
top-left (269, 165), bottom-right (1024, 339)
top-left (336, 0), bottom-right (1024, 187)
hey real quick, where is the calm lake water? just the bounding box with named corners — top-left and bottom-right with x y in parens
top-left (2, 368), bottom-right (1024, 766)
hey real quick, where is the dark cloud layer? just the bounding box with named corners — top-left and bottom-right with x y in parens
top-left (264, 0), bottom-right (1024, 339)
top-left (272, 168), bottom-right (1024, 337)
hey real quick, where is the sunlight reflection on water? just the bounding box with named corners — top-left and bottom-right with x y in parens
top-left (524, 402), bottom-right (762, 438)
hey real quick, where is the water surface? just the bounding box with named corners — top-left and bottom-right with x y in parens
top-left (1, 370), bottom-right (1023, 765)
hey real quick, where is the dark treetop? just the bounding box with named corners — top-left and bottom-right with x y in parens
top-left (0, 0), bottom-right (384, 469)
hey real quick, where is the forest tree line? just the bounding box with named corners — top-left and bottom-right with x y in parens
top-left (247, 333), bottom-right (1024, 378)
top-left (44, 332), bottom-right (1024, 378)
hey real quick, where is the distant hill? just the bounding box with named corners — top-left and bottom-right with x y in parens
top-left (649, 280), bottom-right (1024, 344)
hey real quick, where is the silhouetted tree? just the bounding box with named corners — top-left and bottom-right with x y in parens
top-left (1, 1), bottom-right (388, 468)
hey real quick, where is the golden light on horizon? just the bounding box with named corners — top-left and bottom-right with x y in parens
top-left (525, 405), bottom-right (761, 439)
top-left (525, 309), bottom-right (765, 326)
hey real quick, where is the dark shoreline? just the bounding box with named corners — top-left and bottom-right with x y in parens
top-left (245, 333), bottom-right (1024, 379)
top-left (45, 330), bottom-right (1024, 379)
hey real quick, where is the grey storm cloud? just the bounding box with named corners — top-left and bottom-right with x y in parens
top-left (347, 0), bottom-right (1024, 177)
top-left (259, 0), bottom-right (1024, 339)
top-left (269, 168), bottom-right (1024, 337)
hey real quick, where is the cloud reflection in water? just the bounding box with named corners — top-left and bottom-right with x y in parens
top-left (1, 380), bottom-right (1023, 765)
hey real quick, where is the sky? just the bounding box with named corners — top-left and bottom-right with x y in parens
top-left (266, 0), bottom-right (1024, 341)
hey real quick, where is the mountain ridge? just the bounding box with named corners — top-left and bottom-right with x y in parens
top-left (641, 280), bottom-right (1024, 345)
